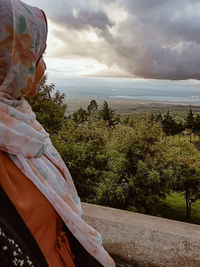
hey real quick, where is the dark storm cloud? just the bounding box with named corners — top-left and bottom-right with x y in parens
top-left (116, 0), bottom-right (200, 79)
top-left (122, 0), bottom-right (200, 45)
top-left (25, 0), bottom-right (200, 80)
top-left (102, 0), bottom-right (200, 80)
top-left (27, 0), bottom-right (114, 35)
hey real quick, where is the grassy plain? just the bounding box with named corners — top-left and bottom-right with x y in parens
top-left (129, 193), bottom-right (200, 225)
top-left (67, 98), bottom-right (200, 119)
top-left (160, 193), bottom-right (200, 225)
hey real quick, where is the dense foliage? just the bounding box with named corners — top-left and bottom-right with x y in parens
top-left (27, 77), bottom-right (200, 221)
top-left (27, 75), bottom-right (67, 134)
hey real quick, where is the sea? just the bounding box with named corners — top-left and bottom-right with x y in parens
top-left (52, 77), bottom-right (200, 104)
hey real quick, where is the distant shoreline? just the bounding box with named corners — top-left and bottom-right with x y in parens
top-left (57, 77), bottom-right (200, 111)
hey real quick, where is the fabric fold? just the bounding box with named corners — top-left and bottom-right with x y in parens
top-left (55, 231), bottom-right (75, 267)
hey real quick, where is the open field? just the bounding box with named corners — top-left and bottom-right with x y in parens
top-left (160, 193), bottom-right (200, 225)
top-left (66, 98), bottom-right (200, 119)
top-left (129, 193), bottom-right (200, 225)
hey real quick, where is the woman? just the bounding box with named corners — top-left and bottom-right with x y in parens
top-left (0, 0), bottom-right (115, 266)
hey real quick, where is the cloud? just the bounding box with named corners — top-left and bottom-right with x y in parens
top-left (24, 0), bottom-right (200, 80)
top-left (25, 0), bottom-right (114, 35)
top-left (104, 0), bottom-right (200, 80)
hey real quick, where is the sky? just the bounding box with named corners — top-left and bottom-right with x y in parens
top-left (23, 0), bottom-right (200, 85)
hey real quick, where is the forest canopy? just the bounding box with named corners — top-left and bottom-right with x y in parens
top-left (27, 76), bottom-right (200, 224)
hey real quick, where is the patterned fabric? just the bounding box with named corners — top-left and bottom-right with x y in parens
top-left (0, 184), bottom-right (49, 267)
top-left (0, 226), bottom-right (35, 267)
top-left (0, 0), bottom-right (115, 266)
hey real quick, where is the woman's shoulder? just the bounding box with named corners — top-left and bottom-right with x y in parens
top-left (0, 151), bottom-right (8, 170)
top-left (0, 150), bottom-right (9, 160)
top-left (0, 151), bottom-right (23, 190)
top-left (0, 151), bottom-right (19, 170)
top-left (0, 151), bottom-right (13, 171)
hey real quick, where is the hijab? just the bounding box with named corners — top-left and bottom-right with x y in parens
top-left (0, 1), bottom-right (115, 266)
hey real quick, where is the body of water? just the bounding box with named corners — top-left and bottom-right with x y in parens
top-left (55, 77), bottom-right (200, 104)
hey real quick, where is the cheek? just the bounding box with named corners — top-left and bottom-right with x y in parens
top-left (34, 59), bottom-right (46, 84)
top-left (27, 59), bottom-right (46, 96)
top-left (36, 59), bottom-right (46, 82)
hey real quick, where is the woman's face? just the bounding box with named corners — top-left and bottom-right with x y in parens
top-left (27, 57), bottom-right (46, 97)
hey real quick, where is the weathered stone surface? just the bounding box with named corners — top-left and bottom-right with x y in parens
top-left (82, 203), bottom-right (200, 267)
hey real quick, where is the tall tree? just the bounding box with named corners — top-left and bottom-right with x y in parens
top-left (185, 109), bottom-right (194, 142)
top-left (193, 113), bottom-right (200, 141)
top-left (176, 121), bottom-right (185, 137)
top-left (155, 113), bottom-right (163, 122)
top-left (96, 120), bottom-right (173, 214)
top-left (72, 107), bottom-right (88, 123)
top-left (87, 99), bottom-right (98, 121)
top-left (169, 141), bottom-right (200, 219)
top-left (99, 101), bottom-right (119, 127)
top-left (161, 111), bottom-right (178, 136)
top-left (87, 100), bottom-right (98, 114)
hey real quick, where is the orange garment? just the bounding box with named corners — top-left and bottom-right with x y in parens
top-left (0, 151), bottom-right (75, 267)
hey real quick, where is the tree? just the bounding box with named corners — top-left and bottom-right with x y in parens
top-left (99, 101), bottom-right (119, 127)
top-left (149, 114), bottom-right (155, 122)
top-left (193, 114), bottom-right (200, 142)
top-left (27, 75), bottom-right (67, 134)
top-left (176, 121), bottom-right (185, 137)
top-left (167, 140), bottom-right (200, 219)
top-left (185, 109), bottom-right (194, 129)
top-left (87, 100), bottom-right (98, 115)
top-left (185, 109), bottom-right (194, 142)
top-left (161, 111), bottom-right (178, 136)
top-left (155, 113), bottom-right (163, 122)
top-left (51, 120), bottom-right (109, 201)
top-left (72, 108), bottom-right (88, 123)
top-left (177, 165), bottom-right (200, 219)
top-left (96, 119), bottom-right (173, 214)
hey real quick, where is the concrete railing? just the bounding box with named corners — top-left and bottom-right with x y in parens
top-left (82, 203), bottom-right (200, 267)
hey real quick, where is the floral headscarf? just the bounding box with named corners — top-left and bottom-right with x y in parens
top-left (0, 1), bottom-right (115, 266)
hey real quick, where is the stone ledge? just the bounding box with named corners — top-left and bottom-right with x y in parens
top-left (82, 203), bottom-right (200, 267)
